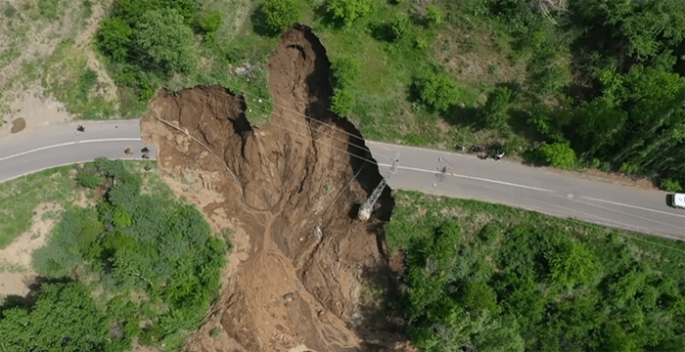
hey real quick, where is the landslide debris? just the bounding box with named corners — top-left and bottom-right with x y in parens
top-left (141, 25), bottom-right (409, 351)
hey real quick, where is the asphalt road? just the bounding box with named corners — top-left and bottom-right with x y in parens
top-left (1, 120), bottom-right (683, 239)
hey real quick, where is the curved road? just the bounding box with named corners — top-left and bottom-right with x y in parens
top-left (1, 120), bottom-right (683, 239)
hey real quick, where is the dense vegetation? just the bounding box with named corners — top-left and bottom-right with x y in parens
top-left (386, 191), bottom-right (685, 351)
top-left (0, 159), bottom-right (228, 351)
top-left (92, 0), bottom-right (685, 189)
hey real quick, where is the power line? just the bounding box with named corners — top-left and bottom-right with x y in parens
top-left (112, 41), bottom-right (397, 161)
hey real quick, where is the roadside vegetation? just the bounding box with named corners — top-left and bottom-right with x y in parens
top-left (4, 0), bottom-right (683, 187)
top-left (0, 159), bottom-right (228, 351)
top-left (385, 190), bottom-right (685, 351)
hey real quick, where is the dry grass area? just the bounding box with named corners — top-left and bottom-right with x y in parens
top-left (0, 0), bottom-right (118, 136)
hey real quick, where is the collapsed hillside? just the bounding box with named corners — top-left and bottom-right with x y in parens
top-left (140, 25), bottom-right (410, 351)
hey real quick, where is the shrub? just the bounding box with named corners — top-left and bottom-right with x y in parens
top-left (660, 178), bottom-right (683, 192)
top-left (390, 13), bottom-right (411, 41)
top-left (76, 170), bottom-right (104, 189)
top-left (326, 0), bottom-right (372, 27)
top-left (196, 11), bottom-right (222, 33)
top-left (539, 142), bottom-right (577, 169)
top-left (4, 4), bottom-right (17, 17)
top-left (258, 0), bottom-right (298, 36)
top-left (482, 86), bottom-right (512, 129)
top-left (426, 5), bottom-right (443, 26)
top-left (134, 9), bottom-right (197, 75)
top-left (331, 57), bottom-right (360, 89)
top-left (331, 89), bottom-right (354, 116)
top-left (417, 73), bottom-right (459, 112)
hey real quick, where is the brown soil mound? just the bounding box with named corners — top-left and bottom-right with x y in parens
top-left (141, 25), bottom-right (410, 352)
top-left (10, 118), bottom-right (26, 133)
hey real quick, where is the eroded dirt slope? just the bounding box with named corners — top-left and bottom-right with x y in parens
top-left (141, 25), bottom-right (409, 352)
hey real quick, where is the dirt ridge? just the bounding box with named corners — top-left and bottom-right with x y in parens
top-left (141, 25), bottom-right (409, 351)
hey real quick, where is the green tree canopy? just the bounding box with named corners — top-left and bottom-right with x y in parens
top-left (134, 9), bottom-right (197, 75)
top-left (258, 0), bottom-right (298, 36)
top-left (0, 283), bottom-right (115, 352)
top-left (417, 73), bottom-right (460, 112)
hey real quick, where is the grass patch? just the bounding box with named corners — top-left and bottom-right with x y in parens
top-left (42, 39), bottom-right (116, 120)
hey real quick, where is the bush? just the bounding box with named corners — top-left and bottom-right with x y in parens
top-left (390, 13), bottom-right (411, 41)
top-left (76, 170), bottom-right (104, 189)
top-left (331, 89), bottom-right (354, 116)
top-left (482, 86), bottom-right (512, 129)
top-left (425, 5), bottom-right (443, 26)
top-left (134, 9), bottom-right (197, 75)
top-left (196, 11), bottom-right (222, 33)
top-left (258, 0), bottom-right (298, 36)
top-left (331, 57), bottom-right (360, 89)
top-left (539, 142), bottom-right (577, 169)
top-left (326, 0), bottom-right (372, 27)
top-left (660, 178), bottom-right (683, 192)
top-left (417, 73), bottom-right (460, 112)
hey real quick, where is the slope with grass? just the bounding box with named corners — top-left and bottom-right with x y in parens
top-left (386, 190), bottom-right (685, 351)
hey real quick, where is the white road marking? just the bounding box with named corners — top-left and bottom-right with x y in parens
top-left (0, 138), bottom-right (143, 162)
top-left (581, 196), bottom-right (685, 219)
top-left (378, 163), bottom-right (555, 193)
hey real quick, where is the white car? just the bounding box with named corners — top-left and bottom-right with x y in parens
top-left (670, 193), bottom-right (685, 209)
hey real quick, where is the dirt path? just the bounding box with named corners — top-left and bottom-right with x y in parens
top-left (141, 25), bottom-right (410, 352)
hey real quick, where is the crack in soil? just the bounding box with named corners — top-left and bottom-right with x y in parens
top-left (141, 25), bottom-right (411, 352)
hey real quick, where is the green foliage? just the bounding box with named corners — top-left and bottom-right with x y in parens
top-left (76, 169), bottom-right (104, 189)
top-left (330, 88), bottom-right (354, 116)
top-left (390, 13), bottom-right (411, 41)
top-left (417, 73), bottom-right (460, 112)
top-left (539, 142), bottom-right (577, 169)
top-left (196, 11), bottom-right (222, 33)
top-left (0, 283), bottom-right (118, 352)
top-left (388, 190), bottom-right (685, 352)
top-left (332, 57), bottom-right (360, 89)
top-left (547, 241), bottom-right (600, 287)
top-left (22, 159), bottom-right (226, 351)
top-left (482, 86), bottom-right (512, 129)
top-left (97, 17), bottom-right (133, 62)
top-left (134, 9), bottom-right (197, 75)
top-left (325, 0), bottom-right (372, 27)
top-left (660, 178), bottom-right (683, 192)
top-left (258, 0), bottom-right (298, 36)
top-left (425, 5), bottom-right (442, 26)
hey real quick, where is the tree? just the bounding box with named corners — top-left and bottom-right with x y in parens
top-left (134, 9), bottom-right (197, 75)
top-left (539, 141), bottom-right (577, 169)
top-left (330, 88), bottom-right (354, 116)
top-left (547, 242), bottom-right (600, 287)
top-left (332, 57), bottom-right (360, 89)
top-left (417, 73), bottom-right (460, 112)
top-left (258, 0), bottom-right (298, 36)
top-left (325, 0), bottom-right (372, 27)
top-left (0, 283), bottom-right (115, 352)
top-left (482, 86), bottom-right (512, 129)
top-left (97, 17), bottom-right (133, 62)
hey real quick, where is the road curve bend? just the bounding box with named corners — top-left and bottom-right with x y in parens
top-left (1, 120), bottom-right (683, 239)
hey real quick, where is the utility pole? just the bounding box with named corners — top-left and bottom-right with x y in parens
top-left (357, 153), bottom-right (399, 221)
